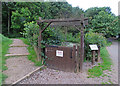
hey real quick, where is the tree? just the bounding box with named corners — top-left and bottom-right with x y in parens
top-left (91, 11), bottom-right (119, 37)
top-left (71, 7), bottom-right (84, 18)
top-left (85, 7), bottom-right (112, 18)
top-left (2, 2), bottom-right (16, 35)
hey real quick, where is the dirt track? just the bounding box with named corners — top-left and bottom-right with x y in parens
top-left (3, 39), bottom-right (39, 84)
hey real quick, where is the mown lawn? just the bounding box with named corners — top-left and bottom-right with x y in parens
top-left (0, 34), bottom-right (12, 85)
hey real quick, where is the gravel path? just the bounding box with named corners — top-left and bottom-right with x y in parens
top-left (3, 39), bottom-right (39, 84)
top-left (19, 41), bottom-right (119, 84)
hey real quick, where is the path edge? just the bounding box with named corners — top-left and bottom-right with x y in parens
top-left (11, 65), bottom-right (45, 85)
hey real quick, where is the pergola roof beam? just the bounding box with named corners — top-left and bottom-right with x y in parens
top-left (37, 18), bottom-right (88, 23)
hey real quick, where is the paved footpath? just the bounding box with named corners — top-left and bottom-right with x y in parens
top-left (3, 39), bottom-right (39, 84)
top-left (106, 41), bottom-right (118, 84)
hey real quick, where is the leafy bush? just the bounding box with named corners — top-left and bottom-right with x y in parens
top-left (91, 11), bottom-right (119, 37)
top-left (42, 26), bottom-right (63, 46)
top-left (85, 30), bottom-right (107, 47)
top-left (84, 30), bottom-right (107, 60)
top-left (21, 21), bottom-right (39, 46)
top-left (21, 21), bottom-right (65, 63)
top-left (21, 21), bottom-right (64, 47)
top-left (63, 32), bottom-right (80, 43)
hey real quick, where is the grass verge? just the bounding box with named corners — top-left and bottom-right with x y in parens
top-left (87, 47), bottom-right (112, 78)
top-left (0, 34), bottom-right (12, 85)
top-left (19, 38), bottom-right (43, 66)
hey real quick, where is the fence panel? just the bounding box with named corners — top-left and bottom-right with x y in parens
top-left (45, 45), bottom-right (76, 72)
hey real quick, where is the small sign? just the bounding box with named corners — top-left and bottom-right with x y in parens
top-left (56, 50), bottom-right (63, 57)
top-left (89, 44), bottom-right (98, 50)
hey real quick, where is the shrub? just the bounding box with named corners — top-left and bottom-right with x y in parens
top-left (21, 21), bottom-right (39, 46)
top-left (85, 30), bottom-right (107, 47)
top-left (84, 30), bottom-right (107, 60)
top-left (63, 32), bottom-right (80, 43)
top-left (21, 21), bottom-right (64, 47)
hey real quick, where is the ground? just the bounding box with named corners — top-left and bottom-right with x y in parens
top-left (3, 39), bottom-right (119, 84)
top-left (106, 41), bottom-right (118, 84)
top-left (3, 39), bottom-right (39, 84)
top-left (19, 41), bottom-right (118, 84)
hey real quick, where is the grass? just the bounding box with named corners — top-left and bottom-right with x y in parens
top-left (101, 82), bottom-right (109, 84)
top-left (0, 34), bottom-right (12, 85)
top-left (101, 80), bottom-right (113, 84)
top-left (0, 36), bottom-right (42, 85)
top-left (106, 41), bottom-right (112, 46)
top-left (19, 38), bottom-right (43, 66)
top-left (88, 47), bottom-right (113, 78)
top-left (118, 38), bottom-right (120, 41)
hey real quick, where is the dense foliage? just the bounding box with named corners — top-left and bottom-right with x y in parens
top-left (85, 7), bottom-right (119, 37)
top-left (85, 30), bottom-right (107, 47)
top-left (2, 2), bottom-right (84, 37)
top-left (91, 11), bottom-right (119, 37)
top-left (21, 21), bottom-right (39, 46)
top-left (84, 31), bottom-right (107, 60)
top-left (2, 2), bottom-right (119, 38)
top-left (22, 21), bottom-right (64, 48)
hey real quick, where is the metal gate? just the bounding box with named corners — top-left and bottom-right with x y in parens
top-left (45, 44), bottom-right (76, 72)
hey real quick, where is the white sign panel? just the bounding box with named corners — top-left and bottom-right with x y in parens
top-left (89, 44), bottom-right (98, 50)
top-left (56, 50), bottom-right (63, 57)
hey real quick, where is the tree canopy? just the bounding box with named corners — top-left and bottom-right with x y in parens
top-left (2, 2), bottom-right (119, 38)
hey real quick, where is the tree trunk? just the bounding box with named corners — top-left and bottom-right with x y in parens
top-left (8, 8), bottom-right (10, 35)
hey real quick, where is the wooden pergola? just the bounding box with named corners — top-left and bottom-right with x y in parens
top-left (36, 14), bottom-right (88, 72)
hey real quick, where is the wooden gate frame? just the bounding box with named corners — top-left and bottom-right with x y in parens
top-left (36, 14), bottom-right (88, 72)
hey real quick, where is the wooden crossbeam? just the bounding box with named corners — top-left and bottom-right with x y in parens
top-left (37, 18), bottom-right (88, 23)
top-left (41, 22), bottom-right (52, 33)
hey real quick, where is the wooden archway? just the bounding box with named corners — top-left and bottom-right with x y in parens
top-left (36, 14), bottom-right (88, 72)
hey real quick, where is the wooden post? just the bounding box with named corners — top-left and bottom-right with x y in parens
top-left (38, 26), bottom-right (42, 61)
top-left (65, 27), bottom-right (67, 41)
top-left (80, 27), bottom-right (84, 72)
top-left (76, 45), bottom-right (80, 72)
top-left (92, 51), bottom-right (95, 65)
top-left (34, 45), bottom-right (39, 60)
top-left (80, 14), bottom-right (85, 72)
top-left (72, 45), bottom-right (76, 72)
top-left (97, 46), bottom-right (100, 62)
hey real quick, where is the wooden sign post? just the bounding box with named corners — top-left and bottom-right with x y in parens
top-left (89, 44), bottom-right (98, 65)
